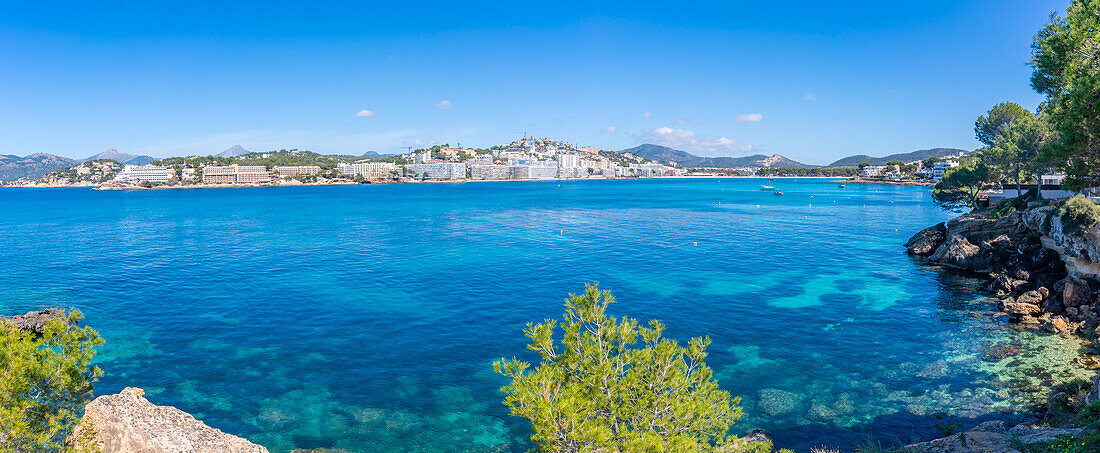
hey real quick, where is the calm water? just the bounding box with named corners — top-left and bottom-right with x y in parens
top-left (0, 178), bottom-right (1089, 452)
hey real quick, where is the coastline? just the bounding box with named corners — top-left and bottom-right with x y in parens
top-left (1, 175), bottom-right (848, 190)
top-left (828, 177), bottom-right (933, 186)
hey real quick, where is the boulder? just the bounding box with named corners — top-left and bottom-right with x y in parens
top-left (905, 222), bottom-right (947, 256)
top-left (1043, 316), bottom-right (1071, 334)
top-left (991, 273), bottom-right (1027, 296)
top-left (1017, 290), bottom-right (1043, 306)
top-left (1, 308), bottom-right (66, 334)
top-left (929, 236), bottom-right (991, 273)
top-left (71, 387), bottom-right (268, 453)
top-left (998, 297), bottom-right (1041, 319)
top-left (1061, 277), bottom-right (1092, 307)
top-left (1042, 297), bottom-right (1065, 315)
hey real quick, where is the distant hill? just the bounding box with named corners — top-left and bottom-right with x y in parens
top-left (827, 148), bottom-right (968, 167)
top-left (621, 144), bottom-right (817, 169)
top-left (217, 145), bottom-right (250, 158)
top-left (82, 149), bottom-right (156, 165)
top-left (0, 153), bottom-right (77, 180)
top-left (362, 151), bottom-right (398, 158)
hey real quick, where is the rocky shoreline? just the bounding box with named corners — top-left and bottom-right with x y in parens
top-left (901, 202), bottom-right (1100, 451)
top-left (905, 204), bottom-right (1100, 336)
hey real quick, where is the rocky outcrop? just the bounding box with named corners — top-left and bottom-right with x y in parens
top-left (906, 204), bottom-right (1100, 333)
top-left (72, 387), bottom-right (268, 453)
top-left (906, 420), bottom-right (1088, 453)
top-left (0, 308), bottom-right (66, 334)
top-left (927, 236), bottom-right (990, 272)
top-left (905, 222), bottom-right (947, 256)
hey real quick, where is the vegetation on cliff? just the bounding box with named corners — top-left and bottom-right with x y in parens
top-left (494, 284), bottom-right (788, 453)
top-left (934, 0), bottom-right (1100, 207)
top-left (0, 309), bottom-right (102, 452)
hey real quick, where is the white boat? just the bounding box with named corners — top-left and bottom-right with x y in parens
top-left (838, 184), bottom-right (846, 188)
top-left (759, 185), bottom-right (775, 191)
top-left (774, 190), bottom-right (784, 196)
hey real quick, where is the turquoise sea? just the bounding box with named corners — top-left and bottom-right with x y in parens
top-left (0, 178), bottom-right (1090, 452)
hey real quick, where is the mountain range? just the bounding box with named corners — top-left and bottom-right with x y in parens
top-left (621, 144), bottom-right (817, 169)
top-left (621, 144), bottom-right (970, 169)
top-left (826, 148), bottom-right (968, 167)
top-left (0, 153), bottom-right (78, 180)
top-left (82, 149), bottom-right (156, 165)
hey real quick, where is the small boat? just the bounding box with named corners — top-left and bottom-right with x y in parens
top-left (774, 190), bottom-right (784, 196)
top-left (838, 184), bottom-right (846, 188)
top-left (759, 185), bottom-right (775, 191)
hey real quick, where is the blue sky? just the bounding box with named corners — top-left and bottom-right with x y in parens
top-left (0, 0), bottom-right (1068, 164)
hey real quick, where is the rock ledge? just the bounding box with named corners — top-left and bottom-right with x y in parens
top-left (72, 387), bottom-right (268, 453)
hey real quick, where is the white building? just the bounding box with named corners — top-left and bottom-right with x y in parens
top-left (515, 164), bottom-right (558, 179)
top-left (203, 165), bottom-right (270, 184)
top-left (114, 164), bottom-right (170, 182)
top-left (337, 162), bottom-right (398, 178)
top-left (556, 153), bottom-right (580, 169)
top-left (405, 162), bottom-right (467, 180)
top-left (274, 166), bottom-right (322, 177)
top-left (861, 165), bottom-right (886, 178)
top-left (470, 165), bottom-right (514, 180)
top-left (629, 163), bottom-right (666, 178)
top-left (932, 161), bottom-right (960, 181)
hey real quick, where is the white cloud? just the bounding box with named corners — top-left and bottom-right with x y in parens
top-left (355, 109), bottom-right (374, 117)
top-left (634, 127), bottom-right (752, 155)
top-left (435, 100), bottom-right (452, 110)
top-left (644, 111), bottom-right (653, 118)
top-left (603, 126), bottom-right (617, 133)
top-left (735, 113), bottom-right (763, 123)
top-left (804, 93), bottom-right (817, 101)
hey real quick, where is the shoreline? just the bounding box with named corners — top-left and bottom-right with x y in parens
top-left (827, 177), bottom-right (933, 186)
top-left (2, 175), bottom-right (852, 190)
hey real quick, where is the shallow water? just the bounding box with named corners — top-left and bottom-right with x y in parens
top-left (0, 178), bottom-right (1089, 452)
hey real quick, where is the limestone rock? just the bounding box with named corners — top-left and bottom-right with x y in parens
top-left (929, 236), bottom-right (991, 272)
top-left (905, 222), bottom-right (947, 256)
top-left (1043, 315), bottom-right (1071, 334)
top-left (907, 420), bottom-right (1087, 453)
top-left (998, 297), bottom-right (1041, 318)
top-left (72, 387), bottom-right (268, 453)
top-left (991, 273), bottom-right (1027, 296)
top-left (1, 308), bottom-right (66, 334)
top-left (1017, 290), bottom-right (1043, 306)
top-left (1062, 276), bottom-right (1092, 307)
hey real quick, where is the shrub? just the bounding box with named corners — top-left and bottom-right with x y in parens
top-left (494, 284), bottom-right (785, 452)
top-left (1055, 195), bottom-right (1100, 235)
top-left (0, 310), bottom-right (103, 452)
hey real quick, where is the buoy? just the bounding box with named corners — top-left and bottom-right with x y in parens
top-left (693, 242), bottom-right (698, 246)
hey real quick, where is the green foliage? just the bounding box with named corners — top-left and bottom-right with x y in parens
top-left (0, 309), bottom-right (103, 452)
top-left (975, 102), bottom-right (1031, 147)
top-left (1055, 195), bottom-right (1100, 235)
top-left (1030, 0), bottom-right (1100, 190)
top-left (990, 190), bottom-right (1039, 218)
top-left (494, 284), bottom-right (769, 453)
top-left (932, 162), bottom-right (995, 208)
top-left (931, 412), bottom-right (962, 437)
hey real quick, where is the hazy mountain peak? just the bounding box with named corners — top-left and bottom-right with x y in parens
top-left (217, 145), bottom-right (250, 157)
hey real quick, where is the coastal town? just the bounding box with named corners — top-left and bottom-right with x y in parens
top-left (1, 138), bottom-right (690, 189)
top-left (0, 137), bottom-right (988, 190)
